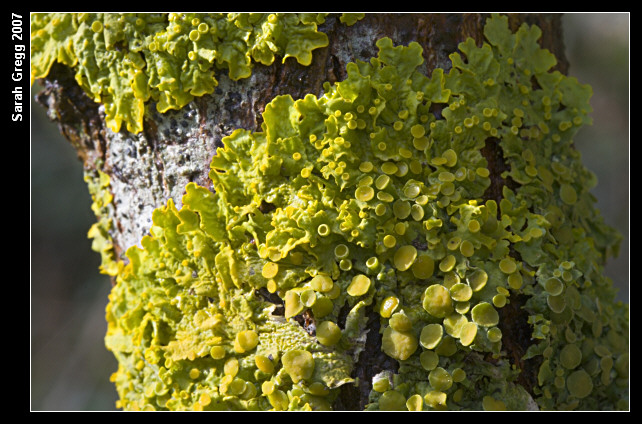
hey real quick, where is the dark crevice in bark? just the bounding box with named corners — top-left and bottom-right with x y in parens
top-left (256, 287), bottom-right (284, 306)
top-left (336, 301), bottom-right (351, 330)
top-left (480, 136), bottom-right (519, 210)
top-left (255, 287), bottom-right (285, 317)
top-left (258, 200), bottom-right (276, 214)
top-left (333, 304), bottom-right (399, 411)
top-left (35, 62), bottom-right (107, 169)
top-left (479, 134), bottom-right (540, 398)
top-left (429, 102), bottom-right (445, 120)
top-left (497, 293), bottom-right (542, 395)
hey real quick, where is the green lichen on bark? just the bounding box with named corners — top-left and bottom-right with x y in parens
top-left (85, 168), bottom-right (120, 277)
top-left (30, 12), bottom-right (341, 133)
top-left (35, 13), bottom-right (627, 411)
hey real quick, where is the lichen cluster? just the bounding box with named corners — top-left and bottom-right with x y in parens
top-left (85, 168), bottom-right (120, 277)
top-left (37, 13), bottom-right (628, 410)
top-left (30, 12), bottom-right (363, 134)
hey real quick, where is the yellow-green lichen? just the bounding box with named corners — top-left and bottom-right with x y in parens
top-left (30, 12), bottom-right (344, 134)
top-left (100, 13), bottom-right (626, 410)
top-left (85, 168), bottom-right (120, 277)
top-left (281, 349), bottom-right (315, 383)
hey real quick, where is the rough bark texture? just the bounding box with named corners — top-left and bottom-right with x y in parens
top-left (35, 13), bottom-right (569, 410)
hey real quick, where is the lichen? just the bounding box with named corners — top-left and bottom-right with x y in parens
top-left (30, 12), bottom-right (343, 134)
top-left (59, 13), bottom-right (626, 410)
top-left (84, 168), bottom-right (120, 276)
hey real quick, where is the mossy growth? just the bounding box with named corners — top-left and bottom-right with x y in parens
top-left (30, 12), bottom-right (363, 134)
top-left (74, 13), bottom-right (625, 410)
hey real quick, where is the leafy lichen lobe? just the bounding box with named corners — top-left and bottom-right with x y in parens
top-left (44, 13), bottom-right (627, 410)
top-left (30, 12), bottom-right (340, 134)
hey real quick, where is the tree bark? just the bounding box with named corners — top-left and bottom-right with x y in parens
top-left (35, 13), bottom-right (570, 410)
top-left (36, 13), bottom-right (567, 261)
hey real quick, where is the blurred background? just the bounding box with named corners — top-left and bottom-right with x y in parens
top-left (30, 13), bottom-right (629, 411)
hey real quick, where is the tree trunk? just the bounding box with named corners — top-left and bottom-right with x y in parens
top-left (35, 13), bottom-right (567, 262)
top-left (33, 13), bottom-right (627, 411)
